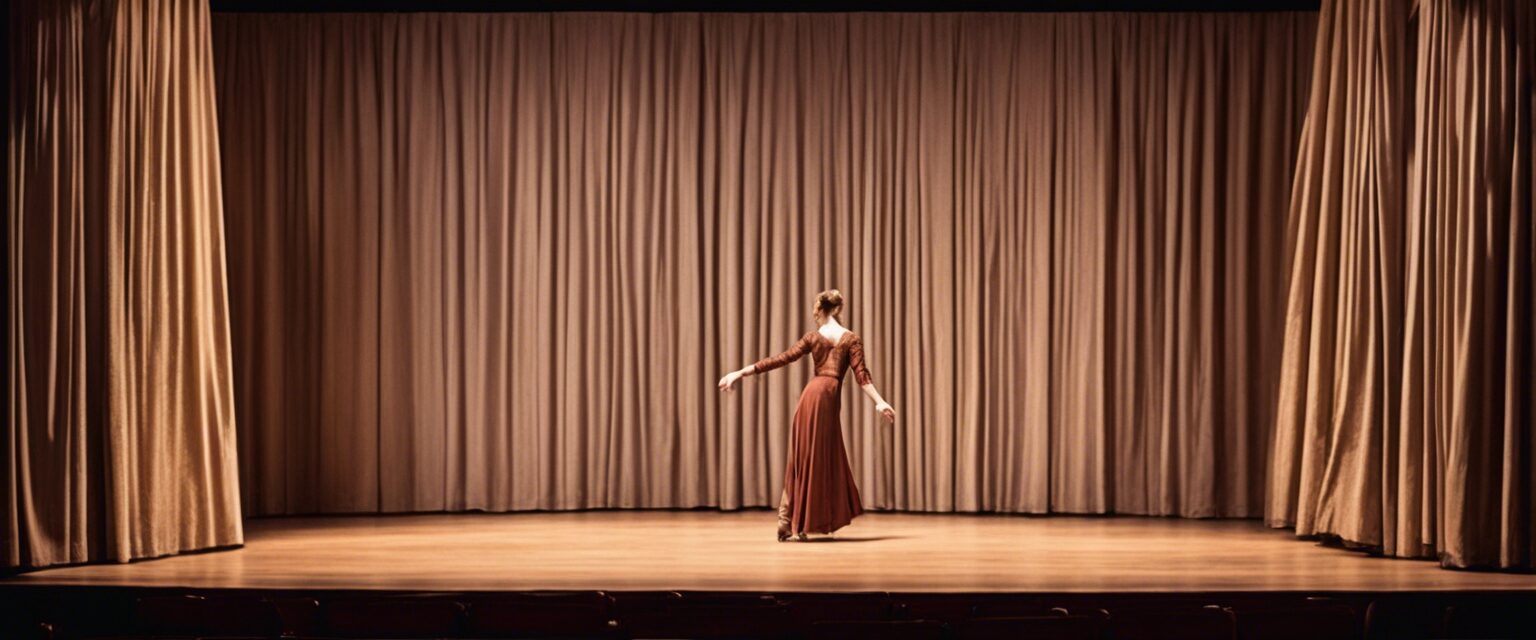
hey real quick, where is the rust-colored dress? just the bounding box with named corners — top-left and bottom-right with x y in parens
top-left (753, 330), bottom-right (873, 535)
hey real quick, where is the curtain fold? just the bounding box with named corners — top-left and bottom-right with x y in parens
top-left (214, 11), bottom-right (1316, 519)
top-left (1267, 0), bottom-right (1412, 552)
top-left (1269, 0), bottom-right (1534, 570)
top-left (6, 0), bottom-right (243, 569)
top-left (1399, 0), bottom-right (1534, 569)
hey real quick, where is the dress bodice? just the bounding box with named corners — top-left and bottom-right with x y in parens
top-left (752, 330), bottom-right (874, 386)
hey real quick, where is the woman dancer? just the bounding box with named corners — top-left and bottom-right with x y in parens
top-left (717, 289), bottom-right (896, 541)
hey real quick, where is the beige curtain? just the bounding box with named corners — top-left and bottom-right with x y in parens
top-left (6, 0), bottom-right (243, 569)
top-left (1268, 0), bottom-right (1413, 554)
top-left (213, 12), bottom-right (1316, 518)
top-left (1269, 0), bottom-right (1534, 569)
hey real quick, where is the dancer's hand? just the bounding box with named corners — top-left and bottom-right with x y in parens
top-left (876, 402), bottom-right (896, 423)
top-left (717, 370), bottom-right (744, 392)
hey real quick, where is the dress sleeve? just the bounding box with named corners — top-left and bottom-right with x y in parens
top-left (848, 334), bottom-right (874, 386)
top-left (752, 332), bottom-right (816, 375)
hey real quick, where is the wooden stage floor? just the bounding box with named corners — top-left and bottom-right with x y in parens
top-left (8, 512), bottom-right (1533, 593)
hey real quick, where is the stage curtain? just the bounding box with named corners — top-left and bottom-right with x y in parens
top-left (213, 12), bottom-right (1315, 518)
top-left (5, 0), bottom-right (243, 569)
top-left (1269, 0), bottom-right (1534, 569)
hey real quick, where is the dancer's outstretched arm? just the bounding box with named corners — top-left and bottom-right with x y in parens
top-left (859, 383), bottom-right (896, 423)
top-left (718, 332), bottom-right (815, 392)
top-left (717, 364), bottom-right (755, 392)
top-left (849, 335), bottom-right (896, 422)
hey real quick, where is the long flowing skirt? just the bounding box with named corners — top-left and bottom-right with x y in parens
top-left (783, 376), bottom-right (864, 534)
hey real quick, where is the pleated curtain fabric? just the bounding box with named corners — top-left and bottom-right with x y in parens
top-left (1268, 0), bottom-right (1415, 557)
top-left (1402, 0), bottom-right (1535, 571)
top-left (1269, 0), bottom-right (1535, 570)
top-left (5, 0), bottom-right (243, 569)
top-left (212, 12), bottom-right (1317, 519)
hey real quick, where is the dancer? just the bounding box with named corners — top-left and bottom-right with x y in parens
top-left (718, 289), bottom-right (896, 541)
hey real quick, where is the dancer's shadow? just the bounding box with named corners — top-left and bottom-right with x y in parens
top-left (798, 535), bottom-right (901, 543)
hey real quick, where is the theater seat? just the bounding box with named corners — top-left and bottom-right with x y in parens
top-left (1365, 599), bottom-right (1444, 640)
top-left (465, 592), bottom-right (620, 639)
top-left (808, 619), bottom-right (949, 640)
top-left (628, 593), bottom-right (790, 639)
top-left (1440, 602), bottom-right (1536, 639)
top-left (894, 594), bottom-right (1057, 623)
top-left (611, 591), bottom-right (684, 638)
top-left (958, 615), bottom-right (1106, 640)
top-left (322, 597), bottom-right (465, 638)
top-left (134, 594), bottom-right (284, 638)
top-left (267, 597), bottom-right (321, 637)
top-left (133, 594), bottom-right (212, 637)
top-left (1108, 606), bottom-right (1235, 640)
top-left (202, 596), bottom-right (287, 639)
top-left (970, 602), bottom-right (1072, 619)
top-left (1230, 603), bottom-right (1360, 640)
top-left (780, 592), bottom-right (895, 624)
